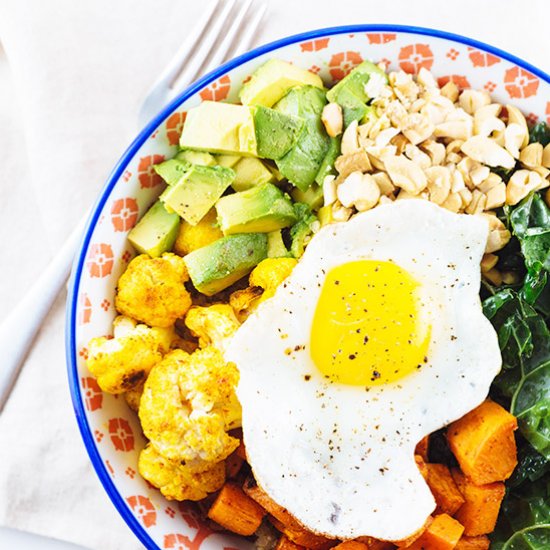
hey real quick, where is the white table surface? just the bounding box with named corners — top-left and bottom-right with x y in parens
top-left (0, 0), bottom-right (548, 548)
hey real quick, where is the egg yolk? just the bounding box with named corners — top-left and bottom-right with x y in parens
top-left (310, 260), bottom-right (431, 386)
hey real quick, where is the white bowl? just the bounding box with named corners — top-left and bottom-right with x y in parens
top-left (66, 25), bottom-right (550, 550)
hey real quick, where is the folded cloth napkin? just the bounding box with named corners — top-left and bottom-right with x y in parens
top-left (0, 0), bottom-right (547, 549)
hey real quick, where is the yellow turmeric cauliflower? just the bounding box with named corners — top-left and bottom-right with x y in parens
top-left (173, 208), bottom-right (223, 256)
top-left (229, 286), bottom-right (264, 322)
top-left (185, 304), bottom-right (240, 350)
top-left (115, 253), bottom-right (192, 328)
top-left (250, 257), bottom-right (298, 301)
top-left (124, 382), bottom-right (144, 412)
top-left (139, 348), bottom-right (241, 466)
top-left (87, 315), bottom-right (172, 394)
top-left (138, 444), bottom-right (225, 501)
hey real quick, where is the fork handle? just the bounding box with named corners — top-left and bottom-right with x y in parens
top-left (0, 216), bottom-right (87, 411)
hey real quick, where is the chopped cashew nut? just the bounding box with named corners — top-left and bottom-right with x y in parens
top-left (384, 155), bottom-right (428, 194)
top-left (440, 81), bottom-right (459, 102)
top-left (441, 192), bottom-right (462, 213)
top-left (323, 175), bottom-right (337, 206)
top-left (459, 89), bottom-right (491, 115)
top-left (337, 171), bottom-right (380, 212)
top-left (341, 119), bottom-right (360, 155)
top-left (506, 104), bottom-right (529, 148)
top-left (461, 136), bottom-right (515, 169)
top-left (480, 214), bottom-right (512, 253)
top-left (371, 171), bottom-right (395, 196)
top-left (504, 123), bottom-right (526, 158)
top-left (506, 170), bottom-right (543, 205)
top-left (481, 254), bottom-right (498, 272)
top-left (485, 182), bottom-right (507, 210)
top-left (465, 190), bottom-right (487, 215)
top-left (331, 203), bottom-right (353, 222)
top-left (334, 149), bottom-right (372, 178)
top-left (519, 143), bottom-right (543, 169)
top-left (322, 103), bottom-right (343, 137)
top-left (426, 166), bottom-right (452, 205)
top-left (401, 113), bottom-right (435, 145)
top-left (421, 140), bottom-right (446, 165)
top-left (542, 144), bottom-right (550, 168)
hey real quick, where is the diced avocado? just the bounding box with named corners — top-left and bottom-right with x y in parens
top-left (216, 182), bottom-right (297, 235)
top-left (326, 60), bottom-right (388, 104)
top-left (239, 59), bottom-right (324, 108)
top-left (326, 61), bottom-right (388, 127)
top-left (274, 86), bottom-right (331, 191)
top-left (154, 158), bottom-right (190, 186)
top-left (291, 183), bottom-right (324, 211)
top-left (315, 136), bottom-right (342, 185)
top-left (253, 106), bottom-right (304, 160)
top-left (176, 150), bottom-right (216, 166)
top-left (160, 164), bottom-right (234, 225)
top-left (184, 233), bottom-right (268, 295)
top-left (179, 101), bottom-right (257, 156)
top-left (232, 157), bottom-right (275, 192)
top-left (127, 200), bottom-right (180, 257)
top-left (216, 154), bottom-right (241, 168)
top-left (333, 87), bottom-right (370, 127)
top-left (267, 230), bottom-right (291, 258)
top-left (289, 202), bottom-right (318, 258)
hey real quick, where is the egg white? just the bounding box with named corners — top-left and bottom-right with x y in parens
top-left (225, 200), bottom-right (501, 541)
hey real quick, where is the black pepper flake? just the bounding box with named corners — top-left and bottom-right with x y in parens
top-left (304, 375), bottom-right (311, 381)
top-left (349, 354), bottom-right (356, 360)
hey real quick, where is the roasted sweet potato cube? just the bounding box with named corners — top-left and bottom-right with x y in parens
top-left (368, 541), bottom-right (397, 550)
top-left (225, 450), bottom-right (245, 478)
top-left (276, 535), bottom-right (305, 550)
top-left (396, 517), bottom-right (432, 548)
top-left (415, 454), bottom-right (429, 480)
top-left (447, 400), bottom-right (518, 484)
top-left (245, 481), bottom-right (335, 549)
top-left (207, 482), bottom-right (265, 536)
top-left (451, 469), bottom-right (505, 536)
top-left (455, 535), bottom-right (490, 550)
top-left (334, 542), bottom-right (369, 550)
top-left (235, 438), bottom-right (247, 460)
top-left (405, 514), bottom-right (464, 550)
top-left (415, 436), bottom-right (430, 462)
top-left (425, 463), bottom-right (465, 515)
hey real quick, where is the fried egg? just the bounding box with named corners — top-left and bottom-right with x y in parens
top-left (225, 200), bottom-right (501, 541)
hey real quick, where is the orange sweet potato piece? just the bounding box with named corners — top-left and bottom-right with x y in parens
top-left (451, 469), bottom-right (505, 536)
top-left (269, 516), bottom-right (335, 550)
top-left (415, 436), bottom-right (430, 462)
top-left (244, 480), bottom-right (335, 549)
top-left (207, 482), bottom-right (265, 536)
top-left (405, 514), bottom-right (464, 550)
top-left (334, 542), bottom-right (369, 550)
top-left (396, 517), bottom-right (433, 548)
top-left (425, 463), bottom-right (465, 515)
top-left (368, 541), bottom-right (397, 550)
top-left (415, 454), bottom-right (429, 480)
top-left (447, 400), bottom-right (518, 484)
top-left (455, 535), bottom-right (490, 550)
top-left (235, 438), bottom-right (247, 460)
top-left (276, 535), bottom-right (306, 550)
top-left (225, 450), bottom-right (245, 478)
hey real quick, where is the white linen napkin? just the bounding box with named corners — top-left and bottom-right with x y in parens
top-left (0, 0), bottom-right (547, 549)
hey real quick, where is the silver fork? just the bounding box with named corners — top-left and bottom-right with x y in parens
top-left (0, 0), bottom-right (267, 411)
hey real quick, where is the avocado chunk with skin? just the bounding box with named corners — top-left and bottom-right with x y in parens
top-left (179, 101), bottom-right (257, 156)
top-left (154, 158), bottom-right (190, 186)
top-left (232, 157), bottom-right (275, 192)
top-left (289, 202), bottom-right (318, 258)
top-left (274, 85), bottom-right (331, 191)
top-left (326, 60), bottom-right (388, 103)
top-left (315, 135), bottom-right (342, 185)
top-left (253, 106), bottom-right (305, 160)
top-left (215, 182), bottom-right (298, 235)
top-left (326, 61), bottom-right (388, 127)
top-left (240, 59), bottom-right (324, 108)
top-left (184, 233), bottom-right (268, 295)
top-left (160, 164), bottom-right (234, 225)
top-left (127, 200), bottom-right (180, 258)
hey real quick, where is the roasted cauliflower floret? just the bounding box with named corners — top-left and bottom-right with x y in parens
top-left (229, 286), bottom-right (264, 322)
top-left (185, 304), bottom-right (240, 350)
top-left (115, 253), bottom-right (192, 328)
top-left (139, 348), bottom-right (241, 465)
top-left (138, 444), bottom-right (225, 501)
top-left (124, 382), bottom-right (144, 412)
top-left (173, 208), bottom-right (223, 256)
top-left (87, 315), bottom-right (172, 394)
top-left (249, 258), bottom-right (298, 301)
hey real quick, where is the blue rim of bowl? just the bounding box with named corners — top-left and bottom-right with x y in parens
top-left (66, 24), bottom-right (550, 550)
